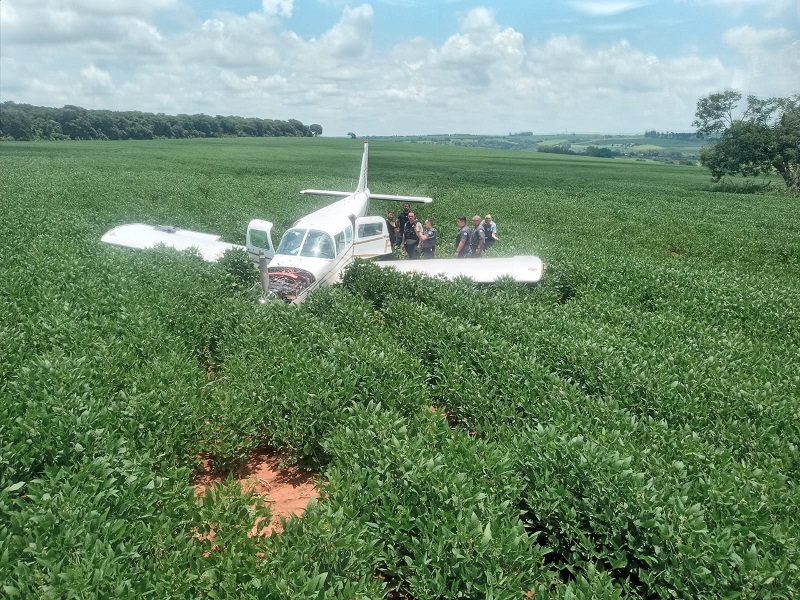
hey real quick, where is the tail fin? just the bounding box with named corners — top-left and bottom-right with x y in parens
top-left (356, 140), bottom-right (368, 193)
top-left (301, 140), bottom-right (432, 203)
top-left (354, 140), bottom-right (430, 202)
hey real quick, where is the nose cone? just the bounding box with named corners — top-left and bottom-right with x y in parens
top-left (266, 266), bottom-right (317, 302)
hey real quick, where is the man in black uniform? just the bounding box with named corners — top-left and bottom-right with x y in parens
top-left (396, 202), bottom-right (411, 248)
top-left (421, 218), bottom-right (437, 259)
top-left (454, 216), bottom-right (470, 258)
top-left (402, 211), bottom-right (424, 259)
top-left (469, 215), bottom-right (485, 257)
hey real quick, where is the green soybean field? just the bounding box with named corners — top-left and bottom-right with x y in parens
top-left (1, 138), bottom-right (798, 599)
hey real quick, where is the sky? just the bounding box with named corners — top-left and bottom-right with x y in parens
top-left (1, 0), bottom-right (797, 136)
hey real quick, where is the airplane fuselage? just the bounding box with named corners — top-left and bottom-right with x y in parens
top-left (256, 189), bottom-right (391, 302)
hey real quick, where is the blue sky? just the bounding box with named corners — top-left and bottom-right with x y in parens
top-left (1, 1), bottom-right (797, 135)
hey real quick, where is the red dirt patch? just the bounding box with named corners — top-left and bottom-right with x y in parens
top-left (193, 447), bottom-right (319, 536)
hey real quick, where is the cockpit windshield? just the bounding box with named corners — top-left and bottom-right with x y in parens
top-left (300, 230), bottom-right (335, 259)
top-left (276, 228), bottom-right (335, 260)
top-left (276, 228), bottom-right (306, 256)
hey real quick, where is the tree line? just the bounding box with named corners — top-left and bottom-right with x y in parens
top-left (0, 101), bottom-right (323, 141)
top-left (537, 143), bottom-right (622, 158)
top-left (644, 130), bottom-right (699, 139)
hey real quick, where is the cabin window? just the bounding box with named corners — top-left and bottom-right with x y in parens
top-left (334, 231), bottom-right (346, 255)
top-left (249, 229), bottom-right (269, 250)
top-left (344, 225), bottom-right (352, 245)
top-left (276, 228), bottom-right (306, 256)
top-left (300, 230), bottom-right (335, 260)
top-left (358, 222), bottom-right (384, 238)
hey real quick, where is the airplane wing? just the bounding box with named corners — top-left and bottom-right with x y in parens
top-left (377, 255), bottom-right (544, 284)
top-left (101, 223), bottom-right (244, 262)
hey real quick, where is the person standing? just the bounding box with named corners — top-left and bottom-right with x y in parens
top-left (469, 215), bottom-right (485, 257)
top-left (454, 216), bottom-right (471, 258)
top-left (386, 209), bottom-right (399, 249)
top-left (396, 202), bottom-right (411, 248)
top-left (483, 214), bottom-right (499, 252)
top-left (402, 211), bottom-right (424, 259)
top-left (421, 218), bottom-right (437, 259)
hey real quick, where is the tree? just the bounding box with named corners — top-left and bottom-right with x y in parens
top-left (288, 118), bottom-right (310, 136)
top-left (0, 104), bottom-right (33, 140)
top-left (309, 124), bottom-right (322, 137)
top-left (694, 91), bottom-right (800, 192)
top-left (347, 132), bottom-right (356, 139)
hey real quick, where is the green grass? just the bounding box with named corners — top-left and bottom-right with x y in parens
top-left (1, 138), bottom-right (798, 598)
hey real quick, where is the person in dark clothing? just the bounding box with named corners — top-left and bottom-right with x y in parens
top-left (396, 203), bottom-right (411, 248)
top-left (454, 216), bottom-right (471, 258)
top-left (402, 211), bottom-right (424, 259)
top-left (421, 218), bottom-right (437, 259)
top-left (386, 209), bottom-right (399, 249)
top-left (469, 215), bottom-right (485, 257)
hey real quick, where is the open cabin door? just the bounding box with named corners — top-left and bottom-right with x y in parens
top-left (353, 216), bottom-right (392, 258)
top-left (246, 219), bottom-right (276, 262)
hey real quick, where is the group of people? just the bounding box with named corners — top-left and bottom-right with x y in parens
top-left (386, 203), bottom-right (499, 260)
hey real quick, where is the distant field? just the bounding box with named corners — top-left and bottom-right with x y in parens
top-left (1, 138), bottom-right (798, 598)
top-left (378, 132), bottom-right (710, 157)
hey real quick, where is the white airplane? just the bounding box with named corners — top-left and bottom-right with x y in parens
top-left (101, 141), bottom-right (543, 302)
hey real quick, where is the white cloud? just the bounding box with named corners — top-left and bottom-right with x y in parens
top-left (73, 0), bottom-right (179, 16)
top-left (722, 26), bottom-right (799, 96)
top-left (262, 0), bottom-right (294, 17)
top-left (81, 64), bottom-right (113, 88)
top-left (202, 19), bottom-right (225, 33)
top-left (429, 8), bottom-right (524, 86)
top-left (219, 70), bottom-right (289, 94)
top-left (723, 25), bottom-right (792, 50)
top-left (569, 1), bottom-right (655, 17)
top-left (517, 35), bottom-right (728, 128)
top-left (316, 4), bottom-right (374, 59)
top-left (317, 0), bottom-right (421, 5)
top-left (0, 2), bottom-right (166, 47)
top-left (364, 17), bottom-right (731, 133)
top-left (457, 5), bottom-right (499, 35)
top-left (688, 0), bottom-right (793, 19)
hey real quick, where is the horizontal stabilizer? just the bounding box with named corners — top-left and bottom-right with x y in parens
top-left (300, 189), bottom-right (353, 198)
top-left (300, 190), bottom-right (432, 203)
top-left (101, 223), bottom-right (243, 262)
top-left (378, 255), bottom-right (544, 284)
top-left (369, 193), bottom-right (432, 204)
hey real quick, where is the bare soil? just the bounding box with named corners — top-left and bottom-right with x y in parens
top-left (193, 446), bottom-right (318, 536)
